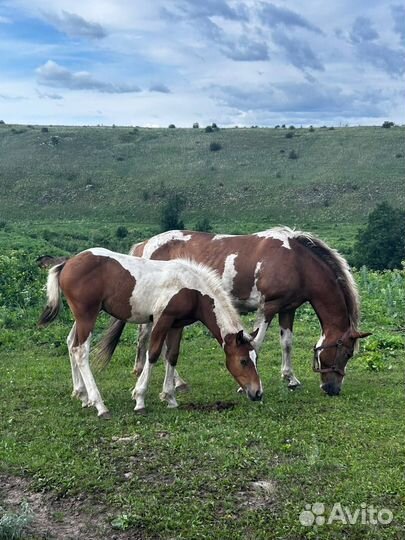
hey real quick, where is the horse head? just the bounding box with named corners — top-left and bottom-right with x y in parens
top-left (314, 330), bottom-right (372, 395)
top-left (223, 330), bottom-right (263, 401)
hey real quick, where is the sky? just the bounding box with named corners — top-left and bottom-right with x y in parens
top-left (0, 0), bottom-right (404, 127)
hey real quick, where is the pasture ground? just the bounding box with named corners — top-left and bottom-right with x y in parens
top-left (1, 264), bottom-right (404, 539)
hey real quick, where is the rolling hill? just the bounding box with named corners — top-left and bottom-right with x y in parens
top-left (0, 124), bottom-right (404, 232)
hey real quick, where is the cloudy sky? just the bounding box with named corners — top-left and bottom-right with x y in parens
top-left (0, 0), bottom-right (404, 126)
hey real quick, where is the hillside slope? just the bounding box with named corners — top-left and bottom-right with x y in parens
top-left (0, 125), bottom-right (403, 226)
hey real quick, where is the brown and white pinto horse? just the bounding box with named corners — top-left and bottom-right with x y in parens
top-left (128, 227), bottom-right (370, 396)
top-left (38, 248), bottom-right (262, 418)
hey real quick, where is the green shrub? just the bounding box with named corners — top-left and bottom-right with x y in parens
top-left (195, 217), bottom-right (212, 232)
top-left (209, 142), bottom-right (222, 152)
top-left (160, 193), bottom-right (185, 231)
top-left (116, 226), bottom-right (128, 239)
top-left (382, 121), bottom-right (394, 128)
top-left (0, 502), bottom-right (34, 540)
top-left (285, 131), bottom-right (294, 139)
top-left (288, 150), bottom-right (298, 159)
top-left (205, 126), bottom-right (213, 133)
top-left (41, 127), bottom-right (49, 133)
top-left (168, 124), bottom-right (176, 129)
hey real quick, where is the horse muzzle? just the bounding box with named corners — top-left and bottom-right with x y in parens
top-left (247, 389), bottom-right (263, 401)
top-left (321, 382), bottom-right (341, 396)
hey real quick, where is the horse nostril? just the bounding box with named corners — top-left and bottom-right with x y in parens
top-left (255, 390), bottom-right (263, 401)
top-left (322, 383), bottom-right (341, 396)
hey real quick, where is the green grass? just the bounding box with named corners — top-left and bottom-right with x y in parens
top-left (1, 266), bottom-right (404, 539)
top-left (0, 125), bottom-right (404, 227)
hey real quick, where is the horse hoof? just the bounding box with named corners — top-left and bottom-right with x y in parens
top-left (175, 383), bottom-right (190, 393)
top-left (134, 408), bottom-right (146, 415)
top-left (99, 411), bottom-right (112, 420)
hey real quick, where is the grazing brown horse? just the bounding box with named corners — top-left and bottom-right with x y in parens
top-left (124, 227), bottom-right (370, 396)
top-left (39, 248), bottom-right (262, 418)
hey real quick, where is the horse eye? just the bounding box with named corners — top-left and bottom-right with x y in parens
top-left (241, 358), bottom-right (249, 367)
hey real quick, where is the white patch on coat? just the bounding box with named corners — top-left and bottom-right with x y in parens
top-left (316, 333), bottom-right (325, 363)
top-left (221, 253), bottom-right (238, 295)
top-left (255, 228), bottom-right (292, 249)
top-left (87, 248), bottom-right (245, 343)
top-left (141, 230), bottom-right (192, 259)
top-left (245, 261), bottom-right (263, 310)
top-left (212, 234), bottom-right (234, 240)
top-left (249, 349), bottom-right (257, 367)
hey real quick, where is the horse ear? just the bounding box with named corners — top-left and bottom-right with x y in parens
top-left (350, 331), bottom-right (372, 340)
top-left (236, 330), bottom-right (248, 346)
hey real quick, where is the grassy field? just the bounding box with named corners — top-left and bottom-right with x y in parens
top-left (0, 124), bottom-right (404, 227)
top-left (0, 233), bottom-right (404, 539)
top-left (0, 124), bottom-right (404, 538)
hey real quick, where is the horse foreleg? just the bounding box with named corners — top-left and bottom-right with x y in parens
top-left (279, 310), bottom-right (301, 389)
top-left (133, 316), bottom-right (173, 412)
top-left (67, 322), bottom-right (89, 407)
top-left (160, 328), bottom-right (183, 408)
top-left (133, 323), bottom-right (152, 376)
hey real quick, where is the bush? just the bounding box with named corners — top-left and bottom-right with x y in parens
top-left (168, 124), bottom-right (176, 129)
top-left (309, 125), bottom-right (315, 132)
top-left (209, 142), bottom-right (222, 152)
top-left (41, 127), bottom-right (49, 133)
top-left (211, 123), bottom-right (218, 129)
top-left (116, 226), bottom-right (128, 239)
top-left (285, 131), bottom-right (294, 139)
top-left (193, 122), bottom-right (199, 129)
top-left (160, 193), bottom-right (185, 231)
top-left (195, 217), bottom-right (212, 232)
top-left (289, 125), bottom-right (295, 130)
top-left (50, 136), bottom-right (59, 146)
top-left (288, 150), bottom-right (298, 159)
top-left (0, 120), bottom-right (5, 125)
top-left (0, 502), bottom-right (34, 540)
top-left (205, 126), bottom-right (213, 133)
top-left (352, 202), bottom-right (405, 270)
top-left (382, 121), bottom-right (394, 128)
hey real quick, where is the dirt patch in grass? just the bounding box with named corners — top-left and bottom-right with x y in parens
top-left (0, 474), bottom-right (144, 540)
top-left (181, 401), bottom-right (236, 412)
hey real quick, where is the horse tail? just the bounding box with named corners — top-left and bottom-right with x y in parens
top-left (93, 318), bottom-right (127, 370)
top-left (38, 262), bottom-right (66, 326)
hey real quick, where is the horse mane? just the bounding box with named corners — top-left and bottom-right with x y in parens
top-left (271, 226), bottom-right (360, 332)
top-left (175, 258), bottom-right (248, 338)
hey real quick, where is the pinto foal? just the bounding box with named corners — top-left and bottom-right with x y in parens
top-left (39, 248), bottom-right (262, 418)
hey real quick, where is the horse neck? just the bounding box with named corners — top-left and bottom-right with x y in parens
top-left (307, 266), bottom-right (350, 339)
top-left (196, 291), bottom-right (240, 346)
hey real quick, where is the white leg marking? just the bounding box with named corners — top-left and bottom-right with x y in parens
top-left (159, 362), bottom-right (178, 408)
top-left (133, 353), bottom-right (154, 411)
top-left (73, 334), bottom-right (109, 416)
top-left (66, 323), bottom-right (89, 407)
top-left (280, 328), bottom-right (301, 387)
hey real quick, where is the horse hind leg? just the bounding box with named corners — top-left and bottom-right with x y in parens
top-left (72, 314), bottom-right (110, 418)
top-left (67, 322), bottom-right (89, 407)
top-left (279, 311), bottom-right (301, 389)
top-left (159, 328), bottom-right (183, 408)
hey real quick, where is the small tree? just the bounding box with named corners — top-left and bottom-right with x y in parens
top-left (193, 122), bottom-right (199, 129)
top-left (160, 193), bottom-right (185, 231)
top-left (352, 202), bottom-right (405, 270)
top-left (382, 121), bottom-right (394, 128)
top-left (168, 124), bottom-right (176, 128)
top-left (195, 216), bottom-right (212, 232)
top-left (116, 226), bottom-right (128, 239)
top-left (205, 126), bottom-right (213, 133)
